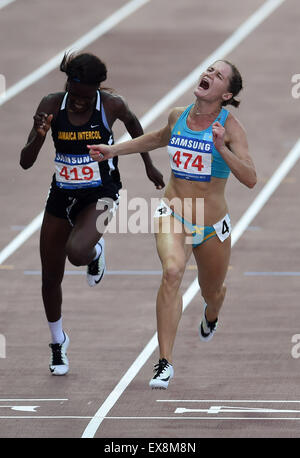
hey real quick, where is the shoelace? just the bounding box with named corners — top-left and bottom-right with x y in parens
top-left (87, 244), bottom-right (102, 275)
top-left (49, 343), bottom-right (64, 365)
top-left (153, 358), bottom-right (169, 378)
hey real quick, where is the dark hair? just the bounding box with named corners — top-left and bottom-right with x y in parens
top-left (220, 60), bottom-right (243, 108)
top-left (60, 52), bottom-right (107, 86)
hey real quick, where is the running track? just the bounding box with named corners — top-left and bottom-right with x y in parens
top-left (0, 0), bottom-right (299, 439)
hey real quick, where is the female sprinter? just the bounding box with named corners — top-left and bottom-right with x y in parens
top-left (88, 60), bottom-right (257, 389)
top-left (20, 52), bottom-right (164, 376)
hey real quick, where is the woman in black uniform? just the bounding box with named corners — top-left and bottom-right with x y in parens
top-left (20, 52), bottom-right (164, 376)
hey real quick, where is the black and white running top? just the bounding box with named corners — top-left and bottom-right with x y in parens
top-left (51, 90), bottom-right (121, 194)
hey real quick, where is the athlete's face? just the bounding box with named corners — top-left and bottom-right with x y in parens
top-left (67, 81), bottom-right (98, 113)
top-left (194, 61), bottom-right (233, 104)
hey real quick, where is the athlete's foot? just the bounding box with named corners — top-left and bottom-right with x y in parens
top-left (87, 238), bottom-right (106, 287)
top-left (149, 358), bottom-right (174, 389)
top-left (199, 303), bottom-right (218, 342)
top-left (49, 331), bottom-right (69, 375)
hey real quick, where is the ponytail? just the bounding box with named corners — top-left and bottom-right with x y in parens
top-left (60, 52), bottom-right (107, 86)
top-left (220, 60), bottom-right (243, 108)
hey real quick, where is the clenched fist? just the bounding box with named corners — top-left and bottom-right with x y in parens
top-left (212, 121), bottom-right (226, 151)
top-left (88, 144), bottom-right (114, 162)
top-left (33, 112), bottom-right (53, 137)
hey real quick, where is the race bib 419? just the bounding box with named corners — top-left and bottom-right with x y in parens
top-left (54, 153), bottom-right (102, 189)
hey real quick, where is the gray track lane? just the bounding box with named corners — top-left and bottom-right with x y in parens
top-left (0, 0), bottom-right (299, 438)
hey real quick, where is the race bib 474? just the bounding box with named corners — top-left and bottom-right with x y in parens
top-left (168, 134), bottom-right (212, 182)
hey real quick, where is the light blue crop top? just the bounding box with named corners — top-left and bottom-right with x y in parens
top-left (167, 104), bottom-right (230, 181)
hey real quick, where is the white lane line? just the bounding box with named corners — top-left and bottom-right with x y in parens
top-left (0, 416), bottom-right (92, 419)
top-left (175, 407), bottom-right (300, 414)
top-left (81, 0), bottom-right (288, 439)
top-left (0, 0), bottom-right (150, 106)
top-left (1, 416), bottom-right (300, 421)
top-left (23, 270), bottom-right (162, 275)
top-left (156, 399), bottom-right (300, 403)
top-left (244, 272), bottom-right (300, 276)
top-left (0, 0), bottom-right (15, 9)
top-left (0, 399), bottom-right (68, 401)
top-left (0, 212), bottom-right (43, 264)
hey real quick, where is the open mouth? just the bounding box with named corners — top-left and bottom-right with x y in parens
top-left (199, 78), bottom-right (210, 90)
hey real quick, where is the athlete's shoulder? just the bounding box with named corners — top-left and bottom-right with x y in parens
top-left (168, 106), bottom-right (187, 129)
top-left (170, 106), bottom-right (187, 117)
top-left (101, 90), bottom-right (132, 118)
top-left (223, 110), bottom-right (247, 147)
top-left (224, 110), bottom-right (246, 133)
top-left (36, 92), bottom-right (65, 115)
top-left (101, 90), bottom-right (125, 108)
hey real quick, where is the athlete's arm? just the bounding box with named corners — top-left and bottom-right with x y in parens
top-left (19, 95), bottom-right (55, 169)
top-left (212, 114), bottom-right (257, 188)
top-left (88, 108), bottom-right (177, 162)
top-left (112, 95), bottom-right (165, 189)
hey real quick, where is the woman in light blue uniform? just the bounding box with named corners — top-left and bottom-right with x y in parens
top-left (89, 60), bottom-right (257, 389)
top-left (164, 103), bottom-right (231, 247)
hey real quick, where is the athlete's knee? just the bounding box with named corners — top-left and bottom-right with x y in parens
top-left (67, 248), bottom-right (86, 267)
top-left (162, 259), bottom-right (185, 289)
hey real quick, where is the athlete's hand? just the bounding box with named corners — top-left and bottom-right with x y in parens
top-left (212, 121), bottom-right (226, 151)
top-left (88, 144), bottom-right (114, 162)
top-left (145, 163), bottom-right (165, 190)
top-left (33, 112), bottom-right (53, 137)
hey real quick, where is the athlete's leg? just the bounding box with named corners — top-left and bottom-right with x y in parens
top-left (40, 211), bottom-right (72, 323)
top-left (155, 217), bottom-right (193, 363)
top-left (193, 235), bottom-right (231, 322)
top-left (66, 201), bottom-right (106, 266)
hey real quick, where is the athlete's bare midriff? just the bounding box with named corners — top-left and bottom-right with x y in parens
top-left (163, 173), bottom-right (228, 226)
